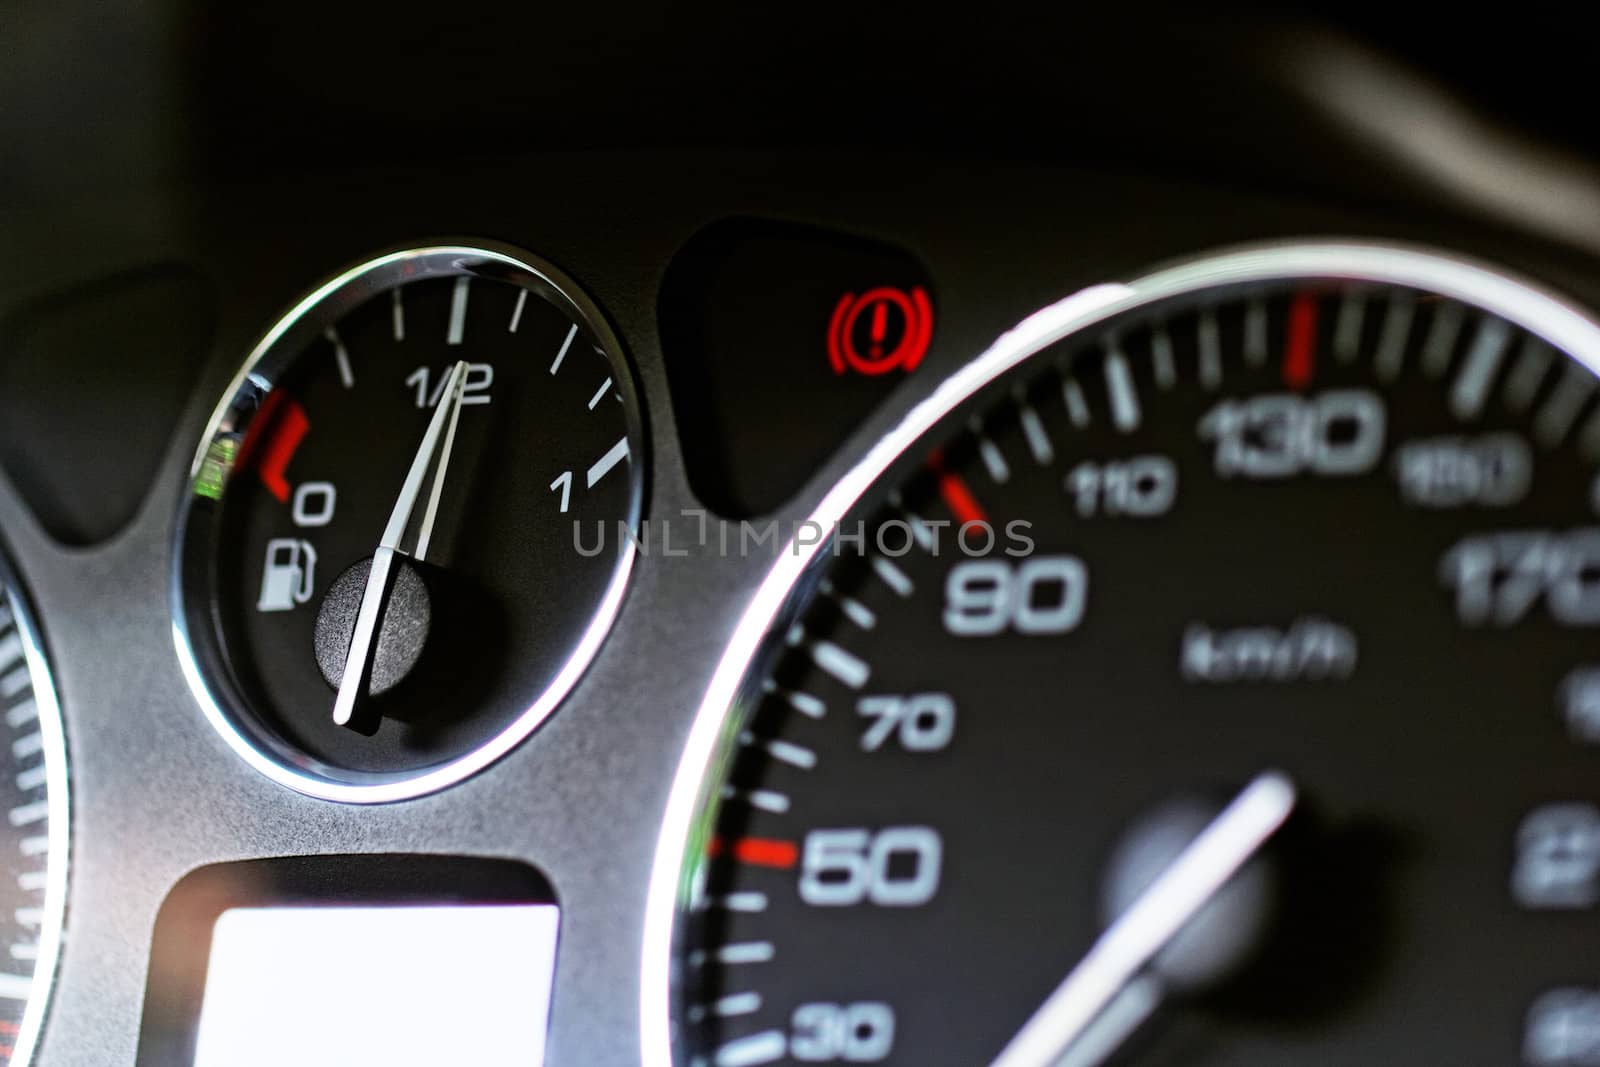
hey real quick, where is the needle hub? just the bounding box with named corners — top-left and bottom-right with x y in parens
top-left (313, 557), bottom-right (432, 700)
top-left (1102, 795), bottom-right (1279, 993)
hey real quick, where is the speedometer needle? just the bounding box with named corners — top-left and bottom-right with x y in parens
top-left (987, 771), bottom-right (1297, 1067)
top-left (332, 359), bottom-right (472, 728)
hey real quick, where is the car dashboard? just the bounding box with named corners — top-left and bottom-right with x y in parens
top-left (2, 8), bottom-right (1599, 1066)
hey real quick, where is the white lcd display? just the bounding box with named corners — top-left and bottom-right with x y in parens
top-left (192, 904), bottom-right (559, 1067)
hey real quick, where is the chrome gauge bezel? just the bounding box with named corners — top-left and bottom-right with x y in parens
top-left (172, 243), bottom-right (647, 804)
top-left (639, 240), bottom-right (1600, 1064)
top-left (0, 550), bottom-right (70, 1067)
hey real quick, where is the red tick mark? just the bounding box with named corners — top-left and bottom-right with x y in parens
top-left (1283, 292), bottom-right (1319, 389)
top-left (710, 836), bottom-right (800, 870)
top-left (929, 450), bottom-right (988, 525)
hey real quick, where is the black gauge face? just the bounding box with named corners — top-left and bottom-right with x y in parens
top-left (677, 261), bottom-right (1600, 1064)
top-left (0, 564), bottom-right (68, 1067)
top-left (177, 247), bottom-right (643, 798)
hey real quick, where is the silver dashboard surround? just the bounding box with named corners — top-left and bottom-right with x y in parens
top-left (638, 240), bottom-right (1600, 1065)
top-left (0, 551), bottom-right (70, 1067)
top-left (171, 244), bottom-right (647, 804)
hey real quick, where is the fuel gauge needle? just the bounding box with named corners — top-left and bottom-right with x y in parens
top-left (332, 359), bottom-right (472, 728)
top-left (988, 771), bottom-right (1297, 1067)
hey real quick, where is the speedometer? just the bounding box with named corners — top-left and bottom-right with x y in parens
top-left (645, 244), bottom-right (1600, 1066)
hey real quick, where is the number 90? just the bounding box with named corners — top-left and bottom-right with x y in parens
top-left (942, 556), bottom-right (1088, 637)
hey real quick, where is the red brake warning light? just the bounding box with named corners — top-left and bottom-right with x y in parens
top-left (827, 286), bottom-right (934, 376)
top-left (658, 217), bottom-right (936, 516)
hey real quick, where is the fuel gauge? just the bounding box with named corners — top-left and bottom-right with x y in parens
top-left (174, 244), bottom-right (645, 802)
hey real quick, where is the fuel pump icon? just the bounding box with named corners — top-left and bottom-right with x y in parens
top-left (257, 538), bottom-right (318, 612)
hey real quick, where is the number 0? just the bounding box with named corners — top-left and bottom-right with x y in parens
top-left (291, 482), bottom-right (337, 527)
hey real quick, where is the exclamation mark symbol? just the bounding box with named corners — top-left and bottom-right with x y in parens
top-left (870, 299), bottom-right (889, 360)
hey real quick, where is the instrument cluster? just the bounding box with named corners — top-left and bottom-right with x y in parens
top-left (3, 97), bottom-right (1600, 1067)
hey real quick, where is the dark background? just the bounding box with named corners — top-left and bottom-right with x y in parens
top-left (1, 6), bottom-right (1593, 547)
top-left (2, 8), bottom-right (1591, 197)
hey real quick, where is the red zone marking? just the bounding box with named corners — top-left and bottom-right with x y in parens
top-left (927, 451), bottom-right (988, 526)
top-left (236, 390), bottom-right (310, 503)
top-left (1283, 292), bottom-right (1320, 389)
top-left (709, 836), bottom-right (799, 870)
